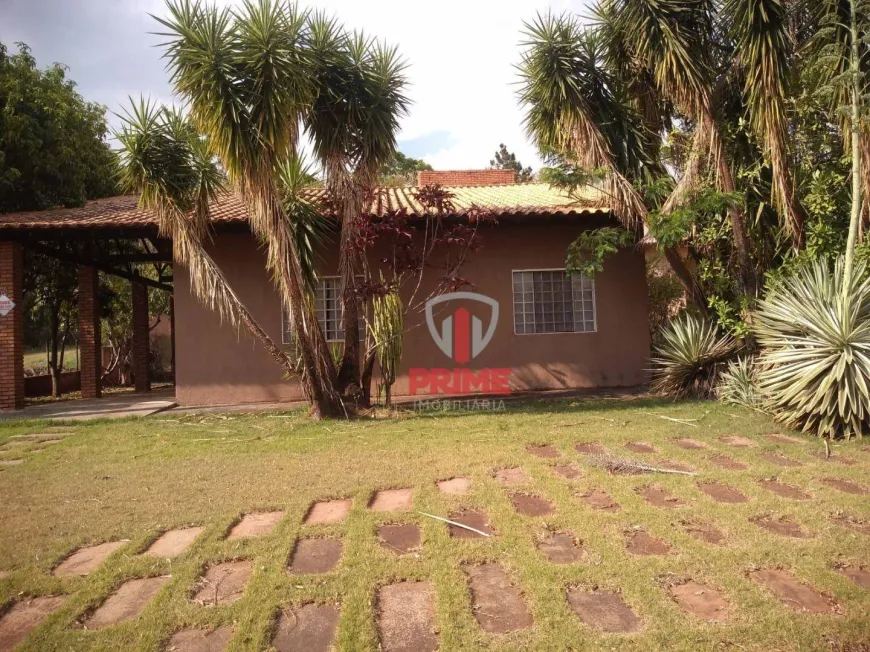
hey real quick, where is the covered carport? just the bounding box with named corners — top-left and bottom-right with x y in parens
top-left (0, 196), bottom-right (174, 412)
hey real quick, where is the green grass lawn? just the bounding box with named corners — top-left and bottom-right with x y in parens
top-left (23, 347), bottom-right (79, 373)
top-left (0, 397), bottom-right (869, 651)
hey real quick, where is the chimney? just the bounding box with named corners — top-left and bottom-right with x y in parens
top-left (417, 169), bottom-right (515, 187)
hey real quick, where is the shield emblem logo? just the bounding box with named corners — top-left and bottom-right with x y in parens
top-left (425, 292), bottom-right (499, 364)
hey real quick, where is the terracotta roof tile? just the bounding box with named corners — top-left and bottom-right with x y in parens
top-left (0, 183), bottom-right (607, 231)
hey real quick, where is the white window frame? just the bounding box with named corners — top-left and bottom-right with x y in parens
top-left (282, 276), bottom-right (367, 345)
top-left (511, 268), bottom-right (597, 335)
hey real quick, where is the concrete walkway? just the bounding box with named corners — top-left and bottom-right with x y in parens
top-left (0, 388), bottom-right (176, 422)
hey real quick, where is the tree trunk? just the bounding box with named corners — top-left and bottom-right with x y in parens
top-left (337, 184), bottom-right (365, 394)
top-left (360, 347), bottom-right (377, 407)
top-left (48, 304), bottom-right (61, 398)
top-left (663, 247), bottom-right (710, 317)
top-left (843, 0), bottom-right (863, 296)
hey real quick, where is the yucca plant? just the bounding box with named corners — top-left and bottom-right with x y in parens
top-left (651, 314), bottom-right (739, 398)
top-left (371, 288), bottom-right (403, 408)
top-left (754, 258), bottom-right (870, 439)
top-left (718, 356), bottom-right (764, 409)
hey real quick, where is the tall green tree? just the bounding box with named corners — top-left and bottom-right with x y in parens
top-left (379, 151), bottom-right (431, 186)
top-left (489, 143), bottom-right (534, 182)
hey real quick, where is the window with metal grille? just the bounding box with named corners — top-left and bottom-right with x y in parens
top-left (282, 277), bottom-right (366, 345)
top-left (512, 270), bottom-right (596, 334)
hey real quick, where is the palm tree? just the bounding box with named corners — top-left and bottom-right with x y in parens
top-left (518, 13), bottom-right (709, 312)
top-left (115, 99), bottom-right (297, 374)
top-left (156, 0), bottom-right (343, 417)
top-left (305, 17), bottom-right (409, 392)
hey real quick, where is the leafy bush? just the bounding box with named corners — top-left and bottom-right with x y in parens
top-left (754, 258), bottom-right (870, 439)
top-left (718, 357), bottom-right (763, 409)
top-left (651, 314), bottom-right (739, 398)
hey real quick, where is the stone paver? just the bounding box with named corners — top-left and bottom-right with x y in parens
top-left (719, 436), bottom-right (756, 448)
top-left (674, 438), bottom-right (709, 450)
top-left (85, 577), bottom-right (169, 629)
top-left (708, 455), bottom-right (748, 471)
top-left (698, 481), bottom-right (749, 504)
top-left (192, 560), bottom-right (252, 606)
top-left (670, 582), bottom-right (730, 622)
top-left (304, 499), bottom-right (351, 525)
top-left (637, 486), bottom-right (686, 509)
top-left (552, 463), bottom-right (580, 479)
top-left (369, 488), bottom-right (413, 512)
top-left (378, 524), bottom-right (421, 554)
top-left (759, 453), bottom-right (802, 468)
top-left (580, 488), bottom-right (621, 512)
top-left (758, 479), bottom-right (811, 501)
top-left (167, 626), bottom-right (233, 652)
top-left (566, 588), bottom-right (641, 633)
top-left (273, 605), bottom-right (339, 652)
top-left (683, 522), bottom-right (726, 546)
top-left (53, 540), bottom-right (128, 577)
top-left (378, 582), bottom-right (437, 652)
top-left (750, 569), bottom-right (836, 613)
top-left (509, 492), bottom-right (554, 516)
top-left (437, 477), bottom-right (471, 495)
top-left (575, 442), bottom-right (606, 455)
top-left (0, 596), bottom-right (66, 651)
top-left (767, 434), bottom-right (805, 445)
top-left (625, 442), bottom-right (656, 454)
top-left (288, 539), bottom-right (342, 574)
top-left (144, 527), bottom-right (204, 558)
top-left (831, 514), bottom-right (870, 536)
top-left (448, 510), bottom-right (495, 538)
top-left (839, 566), bottom-right (870, 590)
top-left (526, 444), bottom-right (560, 458)
top-left (820, 477), bottom-right (869, 495)
top-left (751, 515), bottom-right (813, 539)
top-left (626, 530), bottom-right (671, 556)
top-left (537, 532), bottom-right (584, 563)
top-left (228, 511), bottom-right (284, 539)
top-left (494, 467), bottom-right (529, 485)
top-left (463, 563), bottom-right (532, 634)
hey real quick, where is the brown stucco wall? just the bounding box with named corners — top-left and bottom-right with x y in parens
top-left (174, 223), bottom-right (650, 406)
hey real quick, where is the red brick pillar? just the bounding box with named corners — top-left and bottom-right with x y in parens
top-left (78, 266), bottom-right (102, 399)
top-left (131, 282), bottom-right (150, 393)
top-left (0, 242), bottom-right (24, 411)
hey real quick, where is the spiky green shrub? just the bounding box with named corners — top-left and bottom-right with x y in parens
top-left (718, 357), bottom-right (763, 409)
top-left (651, 314), bottom-right (739, 398)
top-left (371, 289), bottom-right (404, 408)
top-left (754, 258), bottom-right (870, 440)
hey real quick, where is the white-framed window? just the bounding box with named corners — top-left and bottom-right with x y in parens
top-left (512, 269), bottom-right (596, 334)
top-left (282, 277), bottom-right (366, 345)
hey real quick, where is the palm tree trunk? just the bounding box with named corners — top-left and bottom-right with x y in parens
top-left (843, 0), bottom-right (863, 297)
top-left (337, 194), bottom-right (363, 393)
top-left (663, 247), bottom-right (710, 317)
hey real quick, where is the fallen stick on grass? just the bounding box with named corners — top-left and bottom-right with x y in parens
top-left (585, 454), bottom-right (698, 477)
top-left (644, 412), bottom-right (699, 427)
top-left (417, 511), bottom-right (491, 537)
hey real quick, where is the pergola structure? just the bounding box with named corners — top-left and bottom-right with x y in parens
top-left (0, 198), bottom-right (175, 411)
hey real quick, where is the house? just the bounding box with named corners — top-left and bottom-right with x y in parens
top-left (0, 170), bottom-right (649, 410)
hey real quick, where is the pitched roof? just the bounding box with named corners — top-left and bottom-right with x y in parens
top-left (0, 183), bottom-right (607, 231)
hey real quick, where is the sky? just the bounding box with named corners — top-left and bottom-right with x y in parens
top-left (1, 0), bottom-right (592, 172)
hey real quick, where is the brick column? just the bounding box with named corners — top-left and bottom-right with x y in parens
top-left (0, 242), bottom-right (24, 411)
top-left (78, 266), bottom-right (102, 399)
top-left (131, 282), bottom-right (150, 393)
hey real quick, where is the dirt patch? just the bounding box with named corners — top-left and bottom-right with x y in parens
top-left (809, 451), bottom-right (858, 466)
top-left (626, 530), bottom-right (671, 556)
top-left (698, 482), bottom-right (749, 504)
top-left (0, 459), bottom-right (24, 467)
top-left (719, 436), bottom-right (756, 448)
top-left (377, 582), bottom-right (437, 652)
top-left (537, 532), bottom-right (584, 563)
top-left (289, 539), bottom-right (343, 574)
top-left (304, 499), bottom-right (351, 525)
top-left (167, 626), bottom-right (233, 652)
top-left (85, 576), bottom-right (169, 629)
top-left (758, 479), bottom-right (811, 501)
top-left (707, 455), bottom-right (747, 471)
top-left (637, 486), bottom-right (686, 509)
top-left (670, 582), bottom-right (730, 622)
top-left (144, 526), bottom-right (204, 558)
top-left (462, 563), bottom-right (532, 634)
top-left (831, 514), bottom-right (870, 536)
top-left (228, 511), bottom-right (284, 539)
top-left (552, 463), bottom-right (580, 479)
top-left (751, 515), bottom-right (813, 538)
top-left (759, 452), bottom-right (803, 467)
top-left (580, 488), bottom-right (621, 512)
top-left (369, 488), bottom-right (414, 512)
top-left (192, 560), bottom-right (252, 606)
top-left (494, 467), bottom-right (529, 485)
top-left (566, 588), bottom-right (641, 633)
top-left (767, 433), bottom-right (805, 445)
top-left (53, 540), bottom-right (128, 577)
top-left (674, 438), bottom-right (709, 450)
top-left (509, 492), bottom-right (554, 516)
top-left (575, 442), bottom-right (606, 455)
top-left (378, 524), bottom-right (421, 554)
top-left (0, 441), bottom-right (29, 451)
top-left (657, 459), bottom-right (695, 473)
top-left (526, 444), bottom-right (560, 458)
top-left (0, 571), bottom-right (9, 579)
top-left (750, 569), bottom-right (837, 613)
top-left (448, 510), bottom-right (495, 538)
top-left (625, 442), bottom-right (656, 454)
top-left (437, 477), bottom-right (471, 495)
top-left (820, 477), bottom-right (870, 495)
top-left (273, 604), bottom-right (340, 652)
top-left (0, 595), bottom-right (66, 650)
top-left (683, 522), bottom-right (726, 546)
top-left (838, 566), bottom-right (870, 590)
